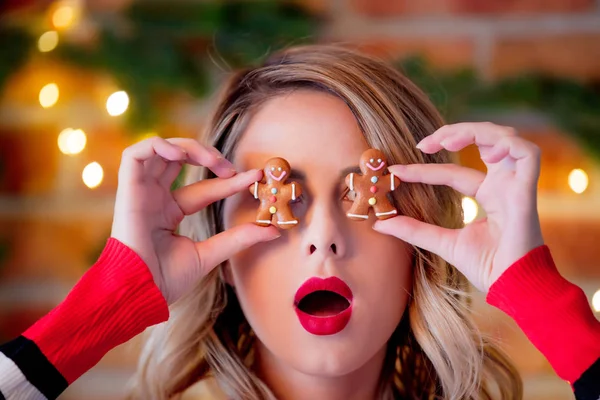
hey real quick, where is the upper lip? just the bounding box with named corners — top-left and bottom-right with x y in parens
top-left (294, 276), bottom-right (353, 305)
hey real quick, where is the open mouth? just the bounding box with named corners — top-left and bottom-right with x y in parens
top-left (296, 290), bottom-right (351, 316)
top-left (294, 277), bottom-right (354, 336)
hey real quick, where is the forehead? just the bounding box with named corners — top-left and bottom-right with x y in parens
top-left (234, 90), bottom-right (370, 173)
top-left (360, 149), bottom-right (385, 163)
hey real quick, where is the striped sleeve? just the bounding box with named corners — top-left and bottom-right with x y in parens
top-left (487, 245), bottom-right (600, 399)
top-left (0, 238), bottom-right (169, 399)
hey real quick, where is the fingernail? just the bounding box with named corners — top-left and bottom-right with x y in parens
top-left (242, 168), bottom-right (259, 177)
top-left (415, 142), bottom-right (424, 150)
top-left (208, 146), bottom-right (225, 159)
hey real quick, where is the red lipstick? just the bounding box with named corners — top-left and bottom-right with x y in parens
top-left (294, 277), bottom-right (353, 336)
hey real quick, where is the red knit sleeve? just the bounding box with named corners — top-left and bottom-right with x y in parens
top-left (22, 237), bottom-right (170, 384)
top-left (486, 245), bottom-right (600, 384)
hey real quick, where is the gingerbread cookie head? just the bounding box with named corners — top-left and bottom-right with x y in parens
top-left (359, 149), bottom-right (387, 177)
top-left (345, 149), bottom-right (401, 221)
top-left (249, 157), bottom-right (302, 230)
top-left (264, 158), bottom-right (291, 184)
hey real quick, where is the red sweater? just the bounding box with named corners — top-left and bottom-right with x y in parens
top-left (0, 239), bottom-right (598, 399)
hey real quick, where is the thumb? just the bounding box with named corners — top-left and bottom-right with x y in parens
top-left (194, 223), bottom-right (281, 277)
top-left (373, 216), bottom-right (458, 264)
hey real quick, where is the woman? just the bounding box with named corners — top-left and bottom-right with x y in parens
top-left (1, 45), bottom-right (598, 400)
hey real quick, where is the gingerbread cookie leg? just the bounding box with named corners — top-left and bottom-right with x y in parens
top-left (275, 207), bottom-right (298, 229)
top-left (347, 196), bottom-right (370, 221)
top-left (372, 200), bottom-right (397, 220)
top-left (255, 207), bottom-right (273, 227)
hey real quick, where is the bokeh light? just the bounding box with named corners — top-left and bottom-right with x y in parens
top-left (52, 4), bottom-right (76, 29)
top-left (58, 128), bottom-right (87, 155)
top-left (106, 91), bottom-right (129, 116)
top-left (82, 162), bottom-right (104, 188)
top-left (39, 83), bottom-right (59, 108)
top-left (592, 289), bottom-right (600, 313)
top-left (462, 197), bottom-right (479, 224)
top-left (38, 31), bottom-right (59, 52)
top-left (568, 168), bottom-right (588, 194)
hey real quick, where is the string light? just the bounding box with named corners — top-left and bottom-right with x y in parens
top-left (39, 83), bottom-right (59, 108)
top-left (51, 1), bottom-right (80, 29)
top-left (593, 290), bottom-right (600, 313)
top-left (568, 168), bottom-right (588, 194)
top-left (57, 128), bottom-right (86, 155)
top-left (38, 31), bottom-right (59, 52)
top-left (82, 162), bottom-right (103, 189)
top-left (106, 91), bottom-right (129, 116)
top-left (462, 197), bottom-right (478, 224)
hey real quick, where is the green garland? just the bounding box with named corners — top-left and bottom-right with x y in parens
top-left (0, 0), bottom-right (318, 131)
top-left (399, 57), bottom-right (600, 161)
top-left (0, 1), bottom-right (598, 160)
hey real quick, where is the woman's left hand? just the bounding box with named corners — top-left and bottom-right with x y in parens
top-left (373, 122), bottom-right (545, 293)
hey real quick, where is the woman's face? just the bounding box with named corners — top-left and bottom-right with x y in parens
top-left (222, 90), bottom-right (413, 378)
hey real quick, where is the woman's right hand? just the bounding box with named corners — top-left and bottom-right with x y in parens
top-left (110, 137), bottom-right (280, 305)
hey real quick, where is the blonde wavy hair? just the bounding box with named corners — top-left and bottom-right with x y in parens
top-left (127, 45), bottom-right (522, 400)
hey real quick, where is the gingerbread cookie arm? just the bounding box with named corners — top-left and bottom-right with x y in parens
top-left (249, 181), bottom-right (264, 199)
top-left (379, 173), bottom-right (400, 192)
top-left (345, 172), bottom-right (356, 191)
top-left (281, 182), bottom-right (302, 200)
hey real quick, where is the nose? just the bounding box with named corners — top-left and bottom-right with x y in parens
top-left (303, 202), bottom-right (346, 258)
top-left (309, 243), bottom-right (338, 255)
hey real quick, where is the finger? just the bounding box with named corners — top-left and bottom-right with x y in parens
top-left (120, 137), bottom-right (188, 182)
top-left (416, 122), bottom-right (517, 153)
top-left (166, 138), bottom-right (236, 179)
top-left (388, 163), bottom-right (484, 197)
top-left (159, 160), bottom-right (184, 188)
top-left (195, 223), bottom-right (281, 276)
top-left (483, 135), bottom-right (541, 183)
top-left (373, 216), bottom-right (458, 266)
top-left (173, 169), bottom-right (263, 215)
top-left (144, 155), bottom-right (168, 179)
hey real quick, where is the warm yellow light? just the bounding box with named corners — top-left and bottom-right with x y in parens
top-left (106, 91), bottom-right (129, 116)
top-left (592, 289), bottom-right (600, 312)
top-left (58, 128), bottom-right (87, 155)
top-left (568, 168), bottom-right (588, 194)
top-left (82, 162), bottom-right (103, 189)
top-left (52, 4), bottom-right (76, 29)
top-left (39, 83), bottom-right (59, 108)
top-left (462, 197), bottom-right (478, 224)
top-left (38, 31), bottom-right (59, 52)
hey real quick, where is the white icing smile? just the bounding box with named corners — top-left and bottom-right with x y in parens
top-left (268, 170), bottom-right (287, 181)
top-left (366, 160), bottom-right (385, 171)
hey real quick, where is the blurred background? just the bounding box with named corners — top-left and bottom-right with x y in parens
top-left (0, 0), bottom-right (599, 399)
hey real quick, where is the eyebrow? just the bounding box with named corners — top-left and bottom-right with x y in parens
top-left (288, 166), bottom-right (361, 181)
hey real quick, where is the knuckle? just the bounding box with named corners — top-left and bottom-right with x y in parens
top-left (529, 143), bottom-right (541, 157)
top-left (121, 145), bottom-right (136, 160)
top-left (501, 125), bottom-right (518, 136)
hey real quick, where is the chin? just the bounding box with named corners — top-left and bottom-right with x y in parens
top-left (290, 342), bottom-right (370, 377)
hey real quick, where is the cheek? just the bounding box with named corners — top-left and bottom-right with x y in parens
top-left (352, 234), bottom-right (413, 331)
top-left (227, 239), bottom-right (298, 322)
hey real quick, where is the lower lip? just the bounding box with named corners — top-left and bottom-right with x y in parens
top-left (294, 306), bottom-right (352, 336)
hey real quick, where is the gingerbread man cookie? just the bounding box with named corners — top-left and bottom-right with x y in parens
top-left (249, 157), bottom-right (302, 229)
top-left (344, 149), bottom-right (400, 221)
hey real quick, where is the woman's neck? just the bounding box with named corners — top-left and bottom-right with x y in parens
top-left (253, 340), bottom-right (387, 400)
